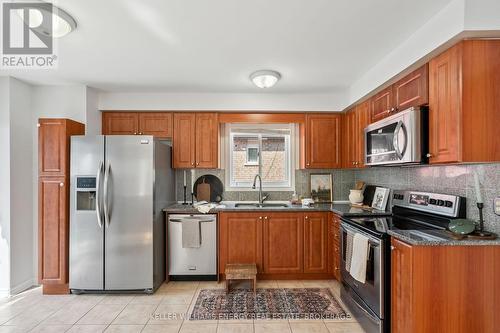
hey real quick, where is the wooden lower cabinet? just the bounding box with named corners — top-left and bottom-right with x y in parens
top-left (219, 213), bottom-right (263, 273)
top-left (219, 211), bottom-right (334, 279)
top-left (303, 213), bottom-right (328, 273)
top-left (263, 213), bottom-right (303, 274)
top-left (331, 214), bottom-right (342, 281)
top-left (391, 238), bottom-right (500, 333)
top-left (38, 177), bottom-right (69, 294)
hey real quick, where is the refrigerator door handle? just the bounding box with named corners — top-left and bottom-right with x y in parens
top-left (104, 163), bottom-right (111, 228)
top-left (95, 161), bottom-right (104, 228)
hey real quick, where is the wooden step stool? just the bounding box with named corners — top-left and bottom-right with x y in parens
top-left (225, 263), bottom-right (257, 295)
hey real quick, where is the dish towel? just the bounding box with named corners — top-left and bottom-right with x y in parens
top-left (196, 203), bottom-right (216, 214)
top-left (345, 231), bottom-right (354, 272)
top-left (349, 233), bottom-right (370, 283)
top-left (181, 217), bottom-right (201, 248)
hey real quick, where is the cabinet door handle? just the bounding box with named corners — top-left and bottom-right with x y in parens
top-left (264, 216), bottom-right (268, 220)
top-left (133, 132), bottom-right (137, 135)
top-left (191, 162), bottom-right (195, 166)
top-left (138, 132), bottom-right (143, 135)
top-left (59, 182), bottom-right (64, 187)
top-left (391, 245), bottom-right (396, 251)
top-left (305, 216), bottom-right (308, 220)
top-left (426, 153), bottom-right (433, 158)
top-left (259, 216), bottom-right (262, 220)
top-left (196, 162), bottom-right (200, 166)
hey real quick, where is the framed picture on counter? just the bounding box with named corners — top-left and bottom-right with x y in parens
top-left (371, 187), bottom-right (390, 210)
top-left (310, 173), bottom-right (333, 203)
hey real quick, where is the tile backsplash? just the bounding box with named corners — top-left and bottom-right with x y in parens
top-left (174, 163), bottom-right (500, 233)
top-left (175, 169), bottom-right (355, 202)
top-left (353, 163), bottom-right (500, 234)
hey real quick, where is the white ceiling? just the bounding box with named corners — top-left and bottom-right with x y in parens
top-left (1, 0), bottom-right (454, 93)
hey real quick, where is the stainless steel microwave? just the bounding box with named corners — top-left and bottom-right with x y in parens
top-left (364, 107), bottom-right (427, 166)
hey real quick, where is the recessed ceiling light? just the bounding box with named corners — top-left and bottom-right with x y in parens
top-left (17, 4), bottom-right (77, 38)
top-left (250, 70), bottom-right (281, 89)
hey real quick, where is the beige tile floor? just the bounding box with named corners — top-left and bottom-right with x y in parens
top-left (0, 280), bottom-right (365, 333)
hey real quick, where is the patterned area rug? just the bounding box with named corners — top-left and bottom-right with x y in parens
top-left (189, 288), bottom-right (349, 321)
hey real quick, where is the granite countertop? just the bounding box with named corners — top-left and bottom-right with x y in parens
top-left (163, 201), bottom-right (391, 217)
top-left (388, 229), bottom-right (500, 246)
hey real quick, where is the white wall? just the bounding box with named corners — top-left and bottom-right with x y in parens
top-left (465, 0), bottom-right (500, 30)
top-left (98, 91), bottom-right (347, 112)
top-left (0, 77), bottom-right (11, 297)
top-left (9, 78), bottom-right (34, 294)
top-left (85, 87), bottom-right (101, 135)
top-left (348, 0), bottom-right (466, 105)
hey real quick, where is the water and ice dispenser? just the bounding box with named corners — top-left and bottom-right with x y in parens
top-left (75, 177), bottom-right (97, 211)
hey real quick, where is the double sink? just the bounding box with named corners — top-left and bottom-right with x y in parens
top-left (234, 202), bottom-right (290, 208)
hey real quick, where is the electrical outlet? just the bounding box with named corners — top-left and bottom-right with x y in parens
top-left (495, 197), bottom-right (500, 216)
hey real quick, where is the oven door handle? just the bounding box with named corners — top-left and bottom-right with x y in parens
top-left (393, 120), bottom-right (408, 160)
top-left (341, 223), bottom-right (381, 246)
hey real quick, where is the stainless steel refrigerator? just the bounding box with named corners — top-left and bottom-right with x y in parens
top-left (69, 135), bottom-right (174, 293)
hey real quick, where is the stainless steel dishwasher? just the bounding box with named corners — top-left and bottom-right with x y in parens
top-left (167, 214), bottom-right (217, 280)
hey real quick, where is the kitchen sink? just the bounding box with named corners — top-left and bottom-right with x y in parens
top-left (234, 202), bottom-right (290, 208)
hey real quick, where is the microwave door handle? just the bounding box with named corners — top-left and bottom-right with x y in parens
top-left (393, 121), bottom-right (408, 160)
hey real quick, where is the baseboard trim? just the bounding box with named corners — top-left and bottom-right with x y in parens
top-left (0, 278), bottom-right (37, 298)
top-left (10, 278), bottom-right (37, 296)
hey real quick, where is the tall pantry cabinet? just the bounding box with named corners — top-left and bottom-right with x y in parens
top-left (38, 118), bottom-right (85, 294)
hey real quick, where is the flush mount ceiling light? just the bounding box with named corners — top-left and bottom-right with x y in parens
top-left (250, 70), bottom-right (281, 89)
top-left (16, 4), bottom-right (77, 38)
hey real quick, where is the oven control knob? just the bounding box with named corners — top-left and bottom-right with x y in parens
top-left (429, 198), bottom-right (437, 205)
top-left (445, 201), bottom-right (453, 208)
top-left (437, 200), bottom-right (445, 206)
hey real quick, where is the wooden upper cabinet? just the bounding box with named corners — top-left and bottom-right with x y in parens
top-left (428, 40), bottom-right (500, 164)
top-left (371, 64), bottom-right (429, 123)
top-left (355, 100), bottom-right (370, 168)
top-left (391, 238), bottom-right (413, 333)
top-left (394, 64), bottom-right (429, 111)
top-left (370, 86), bottom-right (394, 122)
top-left (173, 112), bottom-right (219, 169)
top-left (138, 112), bottom-right (173, 138)
top-left (102, 112), bottom-right (138, 135)
top-left (342, 101), bottom-right (369, 169)
top-left (263, 213), bottom-right (303, 274)
top-left (195, 113), bottom-right (218, 168)
top-left (429, 44), bottom-right (462, 164)
top-left (102, 112), bottom-right (173, 138)
top-left (38, 119), bottom-right (85, 177)
top-left (219, 212), bottom-right (263, 274)
top-left (304, 213), bottom-right (328, 274)
top-left (342, 109), bottom-right (358, 168)
top-left (173, 113), bottom-right (196, 168)
top-left (305, 114), bottom-right (342, 169)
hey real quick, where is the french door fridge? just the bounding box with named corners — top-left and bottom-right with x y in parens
top-left (69, 135), bottom-right (174, 293)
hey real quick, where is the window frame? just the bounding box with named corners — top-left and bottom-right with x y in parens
top-left (245, 145), bottom-right (260, 165)
top-left (225, 123), bottom-right (296, 191)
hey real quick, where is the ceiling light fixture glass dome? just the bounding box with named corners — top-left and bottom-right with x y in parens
top-left (250, 70), bottom-right (281, 88)
top-left (16, 4), bottom-right (77, 38)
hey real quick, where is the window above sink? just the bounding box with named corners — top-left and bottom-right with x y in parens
top-left (222, 123), bottom-right (297, 192)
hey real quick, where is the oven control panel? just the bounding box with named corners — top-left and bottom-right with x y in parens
top-left (392, 190), bottom-right (464, 218)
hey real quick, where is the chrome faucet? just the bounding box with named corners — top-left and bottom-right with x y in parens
top-left (252, 174), bottom-right (268, 204)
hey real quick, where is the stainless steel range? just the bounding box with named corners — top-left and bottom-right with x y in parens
top-left (340, 190), bottom-right (466, 333)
